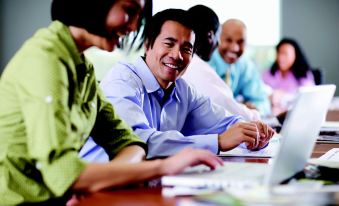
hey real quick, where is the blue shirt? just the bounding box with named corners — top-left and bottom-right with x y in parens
top-left (209, 50), bottom-right (271, 116)
top-left (80, 57), bottom-right (242, 161)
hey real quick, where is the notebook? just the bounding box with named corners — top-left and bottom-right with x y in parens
top-left (317, 121), bottom-right (339, 143)
top-left (162, 85), bottom-right (336, 190)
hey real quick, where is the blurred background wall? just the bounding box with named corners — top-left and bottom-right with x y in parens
top-left (0, 0), bottom-right (51, 72)
top-left (1, 0), bottom-right (338, 94)
top-left (281, 0), bottom-right (339, 93)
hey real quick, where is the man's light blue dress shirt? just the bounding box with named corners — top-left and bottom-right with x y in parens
top-left (209, 50), bottom-right (271, 116)
top-left (80, 57), bottom-right (242, 161)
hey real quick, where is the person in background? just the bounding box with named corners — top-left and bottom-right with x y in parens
top-left (262, 38), bottom-right (315, 116)
top-left (209, 19), bottom-right (271, 117)
top-left (182, 5), bottom-right (260, 121)
top-left (0, 0), bottom-right (224, 205)
top-left (80, 8), bottom-right (274, 162)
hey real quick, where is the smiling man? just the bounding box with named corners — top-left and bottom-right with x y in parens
top-left (80, 9), bottom-right (274, 161)
top-left (209, 19), bottom-right (271, 116)
top-left (182, 5), bottom-right (260, 121)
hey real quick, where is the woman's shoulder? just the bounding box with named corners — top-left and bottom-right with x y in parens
top-left (262, 69), bottom-right (275, 80)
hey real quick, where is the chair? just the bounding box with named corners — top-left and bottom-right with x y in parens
top-left (311, 68), bottom-right (324, 85)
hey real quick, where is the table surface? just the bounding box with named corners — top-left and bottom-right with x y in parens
top-left (74, 142), bottom-right (338, 206)
top-left (326, 110), bottom-right (339, 121)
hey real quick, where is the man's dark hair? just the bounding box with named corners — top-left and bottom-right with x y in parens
top-left (270, 38), bottom-right (311, 81)
top-left (187, 5), bottom-right (219, 61)
top-left (144, 8), bottom-right (194, 50)
top-left (187, 5), bottom-right (219, 37)
top-left (51, 0), bottom-right (152, 51)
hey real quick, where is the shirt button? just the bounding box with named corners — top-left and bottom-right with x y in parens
top-left (36, 163), bottom-right (42, 169)
top-left (45, 95), bottom-right (53, 103)
top-left (82, 134), bottom-right (87, 141)
top-left (91, 102), bottom-right (96, 109)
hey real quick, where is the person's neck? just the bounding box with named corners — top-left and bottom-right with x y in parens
top-left (69, 26), bottom-right (91, 53)
top-left (159, 81), bottom-right (173, 90)
top-left (160, 83), bottom-right (175, 107)
top-left (280, 69), bottom-right (289, 78)
top-left (197, 52), bottom-right (209, 62)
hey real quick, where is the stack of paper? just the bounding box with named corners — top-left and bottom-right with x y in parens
top-left (219, 134), bottom-right (281, 158)
top-left (318, 121), bottom-right (339, 143)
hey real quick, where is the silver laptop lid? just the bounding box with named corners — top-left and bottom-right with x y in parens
top-left (266, 85), bottom-right (336, 186)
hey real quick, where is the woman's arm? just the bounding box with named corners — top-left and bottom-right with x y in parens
top-left (111, 145), bottom-right (146, 163)
top-left (71, 148), bottom-right (223, 193)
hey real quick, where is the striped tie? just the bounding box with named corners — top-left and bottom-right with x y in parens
top-left (224, 65), bottom-right (232, 86)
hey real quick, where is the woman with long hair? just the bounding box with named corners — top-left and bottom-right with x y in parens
top-left (263, 38), bottom-right (315, 115)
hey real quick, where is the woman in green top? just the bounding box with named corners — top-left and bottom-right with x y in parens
top-left (0, 0), bottom-right (223, 205)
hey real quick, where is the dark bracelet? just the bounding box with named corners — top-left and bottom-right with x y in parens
top-left (251, 142), bottom-right (269, 151)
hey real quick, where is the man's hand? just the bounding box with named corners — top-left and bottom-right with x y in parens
top-left (250, 121), bottom-right (275, 149)
top-left (218, 122), bottom-right (275, 151)
top-left (160, 148), bottom-right (224, 176)
top-left (218, 122), bottom-right (259, 151)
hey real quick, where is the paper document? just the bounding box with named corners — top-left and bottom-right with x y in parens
top-left (195, 183), bottom-right (339, 206)
top-left (320, 121), bottom-right (339, 132)
top-left (319, 148), bottom-right (339, 161)
top-left (219, 134), bottom-right (280, 158)
top-left (162, 186), bottom-right (219, 197)
top-left (308, 148), bottom-right (339, 168)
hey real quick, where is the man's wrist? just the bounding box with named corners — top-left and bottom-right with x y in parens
top-left (217, 135), bottom-right (222, 154)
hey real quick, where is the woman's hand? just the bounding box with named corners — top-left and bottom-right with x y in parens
top-left (159, 148), bottom-right (223, 176)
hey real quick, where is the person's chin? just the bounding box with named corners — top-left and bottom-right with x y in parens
top-left (103, 37), bottom-right (119, 52)
top-left (163, 72), bottom-right (177, 82)
top-left (107, 44), bottom-right (116, 52)
top-left (223, 52), bottom-right (239, 64)
top-left (224, 57), bottom-right (237, 64)
top-left (100, 42), bottom-right (117, 52)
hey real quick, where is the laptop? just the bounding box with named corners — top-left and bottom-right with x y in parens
top-left (162, 85), bottom-right (336, 190)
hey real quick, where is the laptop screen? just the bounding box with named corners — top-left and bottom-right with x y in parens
top-left (266, 85), bottom-right (336, 186)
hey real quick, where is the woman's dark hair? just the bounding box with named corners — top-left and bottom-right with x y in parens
top-left (51, 0), bottom-right (152, 51)
top-left (270, 38), bottom-right (311, 81)
top-left (144, 9), bottom-right (194, 50)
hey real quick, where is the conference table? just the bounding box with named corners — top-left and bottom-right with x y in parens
top-left (73, 146), bottom-right (337, 206)
top-left (74, 111), bottom-right (339, 206)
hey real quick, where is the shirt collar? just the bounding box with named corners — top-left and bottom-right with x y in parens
top-left (133, 57), bottom-right (161, 93)
top-left (134, 57), bottom-right (165, 93)
top-left (133, 56), bottom-right (179, 101)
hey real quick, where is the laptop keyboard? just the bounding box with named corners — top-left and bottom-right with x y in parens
top-left (163, 162), bottom-right (267, 190)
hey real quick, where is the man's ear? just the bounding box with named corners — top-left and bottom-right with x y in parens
top-left (144, 40), bottom-right (150, 51)
top-left (143, 42), bottom-right (148, 51)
